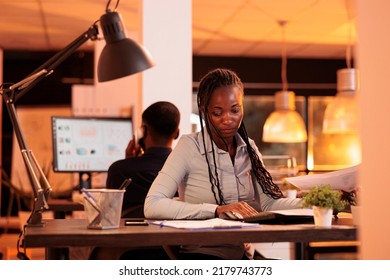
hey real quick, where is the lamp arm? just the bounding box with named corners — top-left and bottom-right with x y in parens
top-left (3, 101), bottom-right (50, 226)
top-left (13, 24), bottom-right (99, 103)
top-left (0, 24), bottom-right (99, 226)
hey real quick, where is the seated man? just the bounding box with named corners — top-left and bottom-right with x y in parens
top-left (90, 102), bottom-right (180, 260)
top-left (106, 101), bottom-right (180, 218)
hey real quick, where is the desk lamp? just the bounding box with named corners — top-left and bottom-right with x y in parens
top-left (0, 0), bottom-right (155, 227)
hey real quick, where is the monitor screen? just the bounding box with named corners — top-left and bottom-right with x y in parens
top-left (51, 116), bottom-right (133, 172)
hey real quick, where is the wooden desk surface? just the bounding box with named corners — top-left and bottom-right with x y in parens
top-left (23, 217), bottom-right (356, 249)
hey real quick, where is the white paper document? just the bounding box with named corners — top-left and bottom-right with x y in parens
top-left (285, 165), bottom-right (359, 192)
top-left (150, 218), bottom-right (261, 230)
top-left (270, 208), bottom-right (314, 216)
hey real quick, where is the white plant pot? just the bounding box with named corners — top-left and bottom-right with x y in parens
top-left (312, 206), bottom-right (333, 227)
top-left (285, 189), bottom-right (297, 199)
top-left (350, 205), bottom-right (360, 226)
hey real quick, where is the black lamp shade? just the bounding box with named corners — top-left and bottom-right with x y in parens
top-left (97, 11), bottom-right (155, 82)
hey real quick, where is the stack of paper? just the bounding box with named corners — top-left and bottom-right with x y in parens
top-left (149, 218), bottom-right (261, 230)
top-left (285, 165), bottom-right (359, 192)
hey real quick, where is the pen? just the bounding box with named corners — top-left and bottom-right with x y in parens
top-left (82, 193), bottom-right (100, 212)
top-left (119, 178), bottom-right (132, 190)
top-left (84, 195), bottom-right (102, 226)
top-left (212, 225), bottom-right (242, 229)
top-left (81, 188), bottom-right (97, 202)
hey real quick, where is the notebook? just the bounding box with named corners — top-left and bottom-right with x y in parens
top-left (220, 208), bottom-right (314, 224)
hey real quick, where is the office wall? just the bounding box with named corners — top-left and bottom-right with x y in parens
top-left (141, 0), bottom-right (192, 136)
top-left (356, 0), bottom-right (390, 259)
top-left (192, 56), bottom-right (345, 96)
top-left (0, 48), bottom-right (2, 212)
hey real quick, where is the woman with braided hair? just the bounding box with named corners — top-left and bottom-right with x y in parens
top-left (144, 68), bottom-right (302, 259)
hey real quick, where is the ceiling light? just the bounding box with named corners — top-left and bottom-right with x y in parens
top-left (322, 68), bottom-right (359, 133)
top-left (263, 91), bottom-right (307, 143)
top-left (262, 20), bottom-right (307, 143)
top-left (323, 0), bottom-right (358, 134)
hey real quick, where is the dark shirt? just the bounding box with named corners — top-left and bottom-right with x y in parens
top-left (106, 147), bottom-right (172, 218)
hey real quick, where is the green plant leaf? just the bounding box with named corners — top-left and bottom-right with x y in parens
top-left (302, 184), bottom-right (346, 211)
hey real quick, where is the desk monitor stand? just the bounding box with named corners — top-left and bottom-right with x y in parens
top-left (79, 172), bottom-right (92, 190)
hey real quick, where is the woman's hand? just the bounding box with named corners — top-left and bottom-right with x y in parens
top-left (215, 201), bottom-right (258, 218)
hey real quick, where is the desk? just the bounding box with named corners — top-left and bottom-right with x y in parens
top-left (23, 217), bottom-right (356, 260)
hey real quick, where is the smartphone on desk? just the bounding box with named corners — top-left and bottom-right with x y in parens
top-left (124, 218), bottom-right (149, 226)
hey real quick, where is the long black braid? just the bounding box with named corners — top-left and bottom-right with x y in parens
top-left (238, 124), bottom-right (283, 199)
top-left (197, 68), bottom-right (283, 205)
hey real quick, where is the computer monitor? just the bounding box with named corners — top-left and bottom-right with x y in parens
top-left (51, 116), bottom-right (133, 189)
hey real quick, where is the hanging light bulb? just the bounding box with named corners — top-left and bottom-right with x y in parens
top-left (263, 90), bottom-right (307, 142)
top-left (262, 20), bottom-right (307, 143)
top-left (323, 0), bottom-right (359, 134)
top-left (322, 68), bottom-right (359, 133)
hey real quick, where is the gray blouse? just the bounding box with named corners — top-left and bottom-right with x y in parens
top-left (144, 130), bottom-right (302, 259)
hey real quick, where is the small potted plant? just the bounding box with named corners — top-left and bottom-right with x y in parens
top-left (341, 190), bottom-right (359, 225)
top-left (302, 184), bottom-right (346, 227)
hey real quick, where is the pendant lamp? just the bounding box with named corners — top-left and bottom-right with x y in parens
top-left (323, 0), bottom-right (359, 134)
top-left (322, 68), bottom-right (359, 133)
top-left (263, 90), bottom-right (307, 142)
top-left (262, 21), bottom-right (307, 143)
